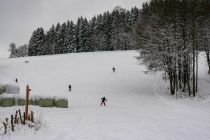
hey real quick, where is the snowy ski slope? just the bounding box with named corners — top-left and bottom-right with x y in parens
top-left (0, 50), bottom-right (210, 140)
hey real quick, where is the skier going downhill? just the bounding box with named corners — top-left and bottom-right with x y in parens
top-left (101, 97), bottom-right (107, 106)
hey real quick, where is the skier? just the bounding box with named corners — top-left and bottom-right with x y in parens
top-left (112, 67), bottom-right (116, 72)
top-left (101, 97), bottom-right (107, 106)
top-left (15, 78), bottom-right (18, 83)
top-left (68, 84), bottom-right (71, 91)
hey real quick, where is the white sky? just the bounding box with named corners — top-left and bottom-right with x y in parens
top-left (0, 0), bottom-right (147, 58)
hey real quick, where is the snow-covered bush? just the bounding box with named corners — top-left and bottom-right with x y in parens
top-left (5, 84), bottom-right (20, 94)
top-left (0, 85), bottom-right (6, 95)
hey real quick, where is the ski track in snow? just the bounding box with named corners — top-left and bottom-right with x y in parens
top-left (0, 50), bottom-right (210, 140)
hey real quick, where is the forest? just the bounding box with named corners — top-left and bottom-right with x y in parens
top-left (136, 0), bottom-right (210, 97)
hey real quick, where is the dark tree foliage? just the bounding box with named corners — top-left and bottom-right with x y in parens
top-left (136, 0), bottom-right (210, 97)
top-left (9, 43), bottom-right (28, 58)
top-left (28, 28), bottom-right (45, 56)
top-left (9, 43), bottom-right (17, 58)
top-left (27, 6), bottom-right (139, 56)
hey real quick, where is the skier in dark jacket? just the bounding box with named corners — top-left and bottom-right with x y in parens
top-left (112, 67), bottom-right (116, 72)
top-left (15, 78), bottom-right (18, 83)
top-left (101, 97), bottom-right (107, 106)
top-left (69, 84), bottom-right (71, 91)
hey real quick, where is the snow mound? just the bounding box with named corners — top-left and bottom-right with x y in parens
top-left (5, 84), bottom-right (20, 94)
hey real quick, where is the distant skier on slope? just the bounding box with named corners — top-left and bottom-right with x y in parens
top-left (101, 97), bottom-right (107, 106)
top-left (112, 67), bottom-right (116, 72)
top-left (15, 78), bottom-right (18, 83)
top-left (69, 84), bottom-right (71, 91)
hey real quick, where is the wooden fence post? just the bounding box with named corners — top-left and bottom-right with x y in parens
top-left (18, 109), bottom-right (23, 124)
top-left (23, 112), bottom-right (26, 125)
top-left (11, 115), bottom-right (14, 131)
top-left (14, 111), bottom-right (18, 124)
top-left (3, 118), bottom-right (8, 134)
top-left (31, 111), bottom-right (34, 123)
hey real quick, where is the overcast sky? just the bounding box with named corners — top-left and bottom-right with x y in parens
top-left (0, 0), bottom-right (146, 58)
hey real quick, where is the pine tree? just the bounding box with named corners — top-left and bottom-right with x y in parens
top-left (89, 16), bottom-right (97, 51)
top-left (57, 23), bottom-right (67, 54)
top-left (95, 14), bottom-right (106, 51)
top-left (111, 8), bottom-right (128, 50)
top-left (77, 17), bottom-right (92, 52)
top-left (44, 25), bottom-right (56, 55)
top-left (28, 28), bottom-right (45, 56)
top-left (103, 12), bottom-right (113, 51)
top-left (27, 6), bottom-right (140, 56)
top-left (64, 20), bottom-right (77, 53)
top-left (16, 44), bottom-right (28, 57)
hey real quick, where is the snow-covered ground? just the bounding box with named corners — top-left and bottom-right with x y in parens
top-left (0, 50), bottom-right (210, 140)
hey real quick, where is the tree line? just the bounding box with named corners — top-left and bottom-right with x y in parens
top-left (9, 6), bottom-right (139, 57)
top-left (9, 43), bottom-right (28, 58)
top-left (136, 0), bottom-right (210, 97)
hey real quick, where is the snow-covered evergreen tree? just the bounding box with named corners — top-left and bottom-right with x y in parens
top-left (56, 23), bottom-right (67, 54)
top-left (43, 25), bottom-right (56, 55)
top-left (16, 44), bottom-right (28, 57)
top-left (103, 12), bottom-right (113, 51)
top-left (77, 17), bottom-right (92, 52)
top-left (27, 6), bottom-right (140, 56)
top-left (89, 16), bottom-right (97, 51)
top-left (111, 9), bottom-right (127, 50)
top-left (28, 28), bottom-right (45, 56)
top-left (64, 20), bottom-right (77, 53)
top-left (53, 23), bottom-right (61, 54)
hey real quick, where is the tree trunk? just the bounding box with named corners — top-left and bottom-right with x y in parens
top-left (169, 70), bottom-right (175, 95)
top-left (196, 51), bottom-right (198, 92)
top-left (203, 31), bottom-right (210, 74)
top-left (192, 16), bottom-right (196, 97)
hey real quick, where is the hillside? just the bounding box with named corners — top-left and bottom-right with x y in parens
top-left (0, 50), bottom-right (210, 140)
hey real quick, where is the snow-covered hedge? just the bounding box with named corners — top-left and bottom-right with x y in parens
top-left (38, 98), bottom-right (55, 107)
top-left (55, 99), bottom-right (68, 108)
top-left (0, 98), bottom-right (15, 107)
top-left (17, 98), bottom-right (35, 106)
top-left (0, 94), bottom-right (68, 108)
top-left (12, 98), bottom-right (68, 108)
top-left (17, 98), bottom-right (25, 106)
top-left (37, 98), bottom-right (68, 108)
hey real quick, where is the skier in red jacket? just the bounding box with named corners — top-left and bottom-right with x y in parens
top-left (101, 97), bottom-right (107, 106)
